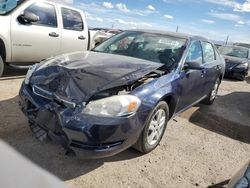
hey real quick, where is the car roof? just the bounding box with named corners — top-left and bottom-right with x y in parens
top-left (220, 45), bottom-right (250, 51)
top-left (126, 29), bottom-right (210, 42)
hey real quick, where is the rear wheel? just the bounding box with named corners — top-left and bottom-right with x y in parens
top-left (133, 101), bottom-right (169, 154)
top-left (202, 78), bottom-right (220, 105)
top-left (0, 55), bottom-right (4, 77)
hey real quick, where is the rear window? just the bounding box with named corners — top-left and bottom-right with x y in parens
top-left (202, 42), bottom-right (215, 63)
top-left (61, 8), bottom-right (83, 31)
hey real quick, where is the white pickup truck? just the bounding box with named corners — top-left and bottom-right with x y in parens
top-left (0, 0), bottom-right (99, 77)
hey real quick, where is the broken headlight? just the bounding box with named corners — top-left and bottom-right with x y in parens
top-left (82, 95), bottom-right (141, 117)
top-left (25, 64), bottom-right (38, 85)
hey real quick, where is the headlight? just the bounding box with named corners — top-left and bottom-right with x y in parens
top-left (25, 64), bottom-right (38, 84)
top-left (236, 62), bottom-right (248, 69)
top-left (82, 95), bottom-right (141, 117)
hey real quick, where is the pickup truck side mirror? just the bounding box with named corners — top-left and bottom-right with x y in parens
top-left (184, 61), bottom-right (204, 70)
top-left (18, 11), bottom-right (39, 24)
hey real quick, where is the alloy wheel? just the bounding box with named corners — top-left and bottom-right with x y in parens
top-left (147, 109), bottom-right (166, 146)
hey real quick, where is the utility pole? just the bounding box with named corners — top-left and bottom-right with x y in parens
top-left (176, 26), bottom-right (179, 33)
top-left (225, 35), bottom-right (229, 45)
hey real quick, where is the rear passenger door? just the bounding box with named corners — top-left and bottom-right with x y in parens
top-left (201, 42), bottom-right (221, 94)
top-left (60, 7), bottom-right (88, 53)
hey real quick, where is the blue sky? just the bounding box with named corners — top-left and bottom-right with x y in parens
top-left (60, 0), bottom-right (250, 43)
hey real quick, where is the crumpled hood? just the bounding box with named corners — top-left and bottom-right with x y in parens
top-left (30, 51), bottom-right (163, 104)
top-left (223, 55), bottom-right (248, 64)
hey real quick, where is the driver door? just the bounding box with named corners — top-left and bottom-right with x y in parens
top-left (175, 40), bottom-right (207, 113)
top-left (11, 2), bottom-right (61, 63)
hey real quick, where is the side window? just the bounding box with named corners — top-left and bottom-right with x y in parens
top-left (61, 8), bottom-right (83, 31)
top-left (25, 3), bottom-right (57, 27)
top-left (202, 42), bottom-right (215, 63)
top-left (186, 41), bottom-right (203, 65)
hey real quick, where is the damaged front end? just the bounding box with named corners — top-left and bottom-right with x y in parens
top-left (19, 51), bottom-right (164, 158)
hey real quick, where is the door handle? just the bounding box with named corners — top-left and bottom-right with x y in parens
top-left (217, 65), bottom-right (222, 70)
top-left (201, 69), bottom-right (207, 74)
top-left (49, 32), bottom-right (59, 37)
top-left (78, 35), bottom-right (86, 40)
top-left (201, 69), bottom-right (207, 78)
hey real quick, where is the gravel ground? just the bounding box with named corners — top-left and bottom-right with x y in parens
top-left (0, 67), bottom-right (249, 188)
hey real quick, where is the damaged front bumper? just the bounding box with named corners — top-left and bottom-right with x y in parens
top-left (19, 83), bottom-right (148, 158)
top-left (225, 63), bottom-right (249, 80)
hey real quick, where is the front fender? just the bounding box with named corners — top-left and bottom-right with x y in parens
top-left (131, 72), bottom-right (178, 114)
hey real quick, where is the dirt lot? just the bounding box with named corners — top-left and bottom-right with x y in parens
top-left (0, 67), bottom-right (249, 188)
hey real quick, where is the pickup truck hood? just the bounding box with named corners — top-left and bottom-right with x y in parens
top-left (30, 51), bottom-right (162, 104)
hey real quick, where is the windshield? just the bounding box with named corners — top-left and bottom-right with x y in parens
top-left (0, 0), bottom-right (24, 15)
top-left (218, 46), bottom-right (249, 59)
top-left (94, 31), bottom-right (187, 70)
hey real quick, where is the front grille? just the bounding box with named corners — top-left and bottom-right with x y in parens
top-left (32, 85), bottom-right (75, 108)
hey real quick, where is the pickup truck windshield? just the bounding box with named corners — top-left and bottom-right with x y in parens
top-left (0, 0), bottom-right (24, 15)
top-left (94, 31), bottom-right (187, 70)
top-left (218, 46), bottom-right (249, 59)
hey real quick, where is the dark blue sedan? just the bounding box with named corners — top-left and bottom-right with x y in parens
top-left (19, 30), bottom-right (225, 158)
top-left (218, 45), bottom-right (249, 81)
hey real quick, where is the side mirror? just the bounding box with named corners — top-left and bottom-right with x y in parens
top-left (184, 61), bottom-right (204, 70)
top-left (18, 11), bottom-right (39, 24)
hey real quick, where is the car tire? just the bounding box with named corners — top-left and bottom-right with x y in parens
top-left (202, 78), bottom-right (220, 105)
top-left (238, 75), bottom-right (246, 81)
top-left (133, 101), bottom-right (169, 154)
top-left (0, 55), bottom-right (4, 77)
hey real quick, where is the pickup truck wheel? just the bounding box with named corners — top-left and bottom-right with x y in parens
top-left (133, 101), bottom-right (169, 154)
top-left (202, 78), bottom-right (220, 105)
top-left (0, 55), bottom-right (4, 77)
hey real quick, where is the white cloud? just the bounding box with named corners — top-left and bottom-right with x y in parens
top-left (115, 18), bottom-right (136, 26)
top-left (141, 22), bottom-right (153, 27)
top-left (201, 19), bottom-right (215, 24)
top-left (205, 0), bottom-right (250, 12)
top-left (234, 0), bottom-right (250, 12)
top-left (205, 0), bottom-right (238, 8)
top-left (85, 11), bottom-right (103, 22)
top-left (237, 20), bottom-right (245, 25)
top-left (116, 3), bottom-right (130, 13)
top-left (234, 24), bottom-right (243, 27)
top-left (103, 2), bottom-right (114, 9)
top-left (209, 12), bottom-right (242, 22)
top-left (114, 19), bottom-right (152, 28)
top-left (147, 5), bottom-right (155, 11)
top-left (164, 14), bottom-right (174, 19)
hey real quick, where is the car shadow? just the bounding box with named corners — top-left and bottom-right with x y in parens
top-left (0, 66), bottom-right (27, 81)
top-left (185, 92), bottom-right (250, 144)
top-left (246, 76), bottom-right (250, 84)
top-left (0, 96), bottom-right (142, 181)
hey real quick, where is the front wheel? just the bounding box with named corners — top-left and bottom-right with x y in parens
top-left (202, 78), bottom-right (220, 105)
top-left (0, 55), bottom-right (4, 77)
top-left (133, 101), bottom-right (169, 154)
